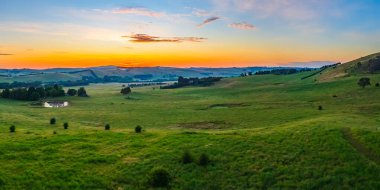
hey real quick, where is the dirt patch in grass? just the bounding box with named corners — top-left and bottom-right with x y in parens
top-left (342, 128), bottom-right (380, 165)
top-left (204, 103), bottom-right (251, 110)
top-left (175, 121), bottom-right (228, 129)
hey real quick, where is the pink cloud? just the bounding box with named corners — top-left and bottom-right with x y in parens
top-left (122, 34), bottom-right (206, 43)
top-left (112, 7), bottom-right (165, 18)
top-left (229, 22), bottom-right (255, 30)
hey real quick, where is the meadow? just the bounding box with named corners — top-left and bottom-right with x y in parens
top-left (0, 71), bottom-right (380, 189)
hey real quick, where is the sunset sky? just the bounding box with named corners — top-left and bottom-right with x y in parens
top-left (1, 0), bottom-right (380, 69)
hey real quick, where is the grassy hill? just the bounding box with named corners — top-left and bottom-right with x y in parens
top-left (318, 52), bottom-right (380, 82)
top-left (0, 67), bottom-right (380, 189)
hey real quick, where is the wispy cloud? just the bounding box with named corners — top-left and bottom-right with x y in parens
top-left (122, 34), bottom-right (206, 43)
top-left (0, 53), bottom-right (13, 56)
top-left (188, 7), bottom-right (214, 17)
top-left (211, 0), bottom-right (331, 21)
top-left (112, 7), bottom-right (165, 18)
top-left (197, 16), bottom-right (220, 27)
top-left (0, 22), bottom-right (123, 42)
top-left (229, 22), bottom-right (255, 30)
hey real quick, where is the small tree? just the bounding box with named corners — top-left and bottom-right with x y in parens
top-left (50, 118), bottom-right (56, 125)
top-left (318, 106), bottom-right (323, 110)
top-left (198, 153), bottom-right (210, 166)
top-left (135, 125), bottom-right (142, 133)
top-left (181, 150), bottom-right (193, 164)
top-left (148, 168), bottom-right (171, 188)
top-left (358, 77), bottom-right (371, 88)
top-left (63, 122), bottom-right (69, 129)
top-left (121, 87), bottom-right (132, 95)
top-left (105, 124), bottom-right (110, 130)
top-left (9, 125), bottom-right (15, 133)
top-left (376, 83), bottom-right (380, 87)
top-left (67, 89), bottom-right (77, 96)
top-left (77, 87), bottom-right (88, 97)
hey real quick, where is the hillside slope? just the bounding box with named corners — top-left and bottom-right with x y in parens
top-left (319, 52), bottom-right (380, 81)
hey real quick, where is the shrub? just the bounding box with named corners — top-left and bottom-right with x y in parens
top-left (148, 168), bottom-right (171, 188)
top-left (358, 77), bottom-right (371, 88)
top-left (135, 125), bottom-right (142, 133)
top-left (9, 125), bottom-right (15, 133)
top-left (63, 122), bottom-right (69, 129)
top-left (198, 153), bottom-right (210, 166)
top-left (77, 87), bottom-right (88, 97)
top-left (181, 150), bottom-right (193, 164)
top-left (376, 83), bottom-right (380, 87)
top-left (67, 89), bottom-right (77, 96)
top-left (50, 118), bottom-right (56, 125)
top-left (105, 124), bottom-right (110, 130)
top-left (318, 106), bottom-right (323, 110)
top-left (53, 131), bottom-right (57, 135)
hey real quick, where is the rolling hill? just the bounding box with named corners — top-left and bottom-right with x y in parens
top-left (0, 66), bottom-right (317, 83)
top-left (318, 52), bottom-right (380, 82)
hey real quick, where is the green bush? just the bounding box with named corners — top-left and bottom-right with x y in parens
top-left (318, 106), bottom-right (323, 110)
top-left (135, 125), bottom-right (142, 133)
top-left (198, 153), bottom-right (210, 166)
top-left (181, 150), bottom-right (193, 164)
top-left (63, 122), bottom-right (68, 129)
top-left (53, 131), bottom-right (57, 135)
top-left (148, 167), bottom-right (171, 188)
top-left (9, 125), bottom-right (15, 133)
top-left (50, 118), bottom-right (56, 125)
top-left (105, 124), bottom-right (110, 130)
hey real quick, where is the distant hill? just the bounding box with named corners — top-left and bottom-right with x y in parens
top-left (0, 66), bottom-right (306, 83)
top-left (318, 52), bottom-right (380, 81)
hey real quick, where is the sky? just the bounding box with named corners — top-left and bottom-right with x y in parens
top-left (0, 0), bottom-right (380, 69)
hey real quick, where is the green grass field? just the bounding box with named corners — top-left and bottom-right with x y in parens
top-left (1, 71), bottom-right (380, 189)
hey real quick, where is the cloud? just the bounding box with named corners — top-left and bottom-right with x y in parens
top-left (188, 7), bottom-right (213, 17)
top-left (0, 22), bottom-right (123, 42)
top-left (197, 17), bottom-right (220, 27)
top-left (112, 7), bottom-right (165, 18)
top-left (229, 22), bottom-right (255, 30)
top-left (211, 0), bottom-right (332, 21)
top-left (122, 34), bottom-right (206, 43)
top-left (0, 53), bottom-right (13, 56)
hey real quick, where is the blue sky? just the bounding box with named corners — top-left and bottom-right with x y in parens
top-left (0, 0), bottom-right (380, 68)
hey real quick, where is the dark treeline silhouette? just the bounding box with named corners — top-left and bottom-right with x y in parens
top-left (128, 82), bottom-right (166, 88)
top-left (255, 68), bottom-right (313, 76)
top-left (1, 85), bottom-right (88, 101)
top-left (161, 76), bottom-right (222, 89)
top-left (1, 84), bottom-right (65, 101)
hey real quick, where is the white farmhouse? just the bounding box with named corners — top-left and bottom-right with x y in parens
top-left (44, 101), bottom-right (69, 108)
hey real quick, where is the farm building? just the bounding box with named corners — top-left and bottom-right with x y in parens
top-left (44, 101), bottom-right (69, 108)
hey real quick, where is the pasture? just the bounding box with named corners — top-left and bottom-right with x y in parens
top-left (0, 71), bottom-right (380, 189)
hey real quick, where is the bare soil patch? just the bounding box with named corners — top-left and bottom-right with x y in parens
top-left (175, 121), bottom-right (228, 129)
top-left (206, 103), bottom-right (250, 109)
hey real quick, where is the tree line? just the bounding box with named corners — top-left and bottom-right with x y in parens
top-left (0, 85), bottom-right (88, 101)
top-left (255, 68), bottom-right (313, 75)
top-left (160, 76), bottom-right (222, 89)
